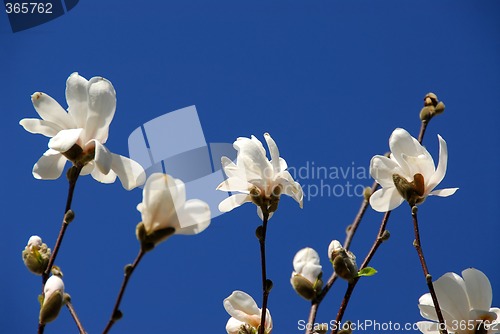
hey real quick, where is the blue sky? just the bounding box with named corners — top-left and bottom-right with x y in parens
top-left (1, 1), bottom-right (499, 333)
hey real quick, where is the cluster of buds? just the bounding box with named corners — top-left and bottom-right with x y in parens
top-left (22, 236), bottom-right (51, 275)
top-left (419, 92), bottom-right (445, 122)
top-left (250, 184), bottom-right (282, 216)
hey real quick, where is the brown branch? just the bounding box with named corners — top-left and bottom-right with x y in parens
top-left (66, 299), bottom-right (87, 334)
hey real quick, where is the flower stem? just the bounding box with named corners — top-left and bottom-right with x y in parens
top-left (411, 206), bottom-right (448, 334)
top-left (102, 249), bottom-right (146, 334)
top-left (330, 211), bottom-right (391, 334)
top-left (39, 165), bottom-right (83, 334)
top-left (258, 210), bottom-right (270, 334)
top-left (66, 299), bottom-right (87, 334)
top-left (418, 120), bottom-right (429, 144)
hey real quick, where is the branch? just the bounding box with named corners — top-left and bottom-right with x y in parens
top-left (258, 211), bottom-right (270, 334)
top-left (66, 299), bottom-right (87, 334)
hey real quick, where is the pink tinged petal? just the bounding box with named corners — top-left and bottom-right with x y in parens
top-left (109, 153), bottom-right (145, 190)
top-left (217, 177), bottom-right (251, 192)
top-left (370, 155), bottom-right (404, 188)
top-left (92, 141), bottom-right (112, 175)
top-left (416, 321), bottom-right (441, 334)
top-left (426, 135), bottom-right (449, 193)
top-left (218, 193), bottom-right (251, 213)
top-left (19, 118), bottom-right (63, 137)
top-left (91, 167), bottom-right (117, 184)
top-left (264, 133), bottom-right (281, 173)
top-left (369, 187), bottom-right (404, 212)
top-left (48, 128), bottom-right (83, 153)
top-left (223, 291), bottom-right (261, 326)
top-left (428, 188), bottom-right (459, 197)
top-left (65, 72), bottom-right (89, 128)
top-left (33, 149), bottom-right (67, 180)
top-left (226, 317), bottom-right (245, 334)
top-left (175, 199), bottom-right (211, 235)
top-left (432, 272), bottom-right (470, 321)
top-left (31, 92), bottom-right (75, 129)
top-left (85, 77), bottom-right (116, 143)
top-left (463, 268), bottom-right (493, 311)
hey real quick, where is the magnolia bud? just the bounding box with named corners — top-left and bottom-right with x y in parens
top-left (39, 276), bottom-right (65, 324)
top-left (136, 222), bottom-right (175, 252)
top-left (363, 186), bottom-right (372, 201)
top-left (291, 247), bottom-right (323, 300)
top-left (312, 323), bottom-right (329, 334)
top-left (22, 236), bottom-right (51, 275)
top-left (332, 248), bottom-right (358, 282)
top-left (328, 240), bottom-right (343, 262)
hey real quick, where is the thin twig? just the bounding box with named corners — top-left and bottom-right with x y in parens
top-left (411, 207), bottom-right (448, 334)
top-left (258, 211), bottom-right (270, 334)
top-left (66, 299), bottom-right (87, 334)
top-left (418, 120), bottom-right (428, 144)
top-left (39, 165), bottom-right (82, 334)
top-left (103, 249), bottom-right (146, 334)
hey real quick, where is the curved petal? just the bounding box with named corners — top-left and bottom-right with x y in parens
top-left (32, 149), bottom-right (67, 180)
top-left (223, 291), bottom-right (261, 327)
top-left (19, 118), bottom-right (63, 137)
top-left (109, 153), bottom-right (145, 190)
top-left (48, 128), bottom-right (83, 153)
top-left (389, 128), bottom-right (423, 174)
top-left (416, 321), bottom-right (441, 334)
top-left (264, 133), bottom-right (281, 173)
top-left (217, 177), bottom-right (252, 192)
top-left (463, 268), bottom-right (492, 311)
top-left (432, 272), bottom-right (470, 321)
top-left (220, 156), bottom-right (240, 178)
top-left (418, 303), bottom-right (458, 325)
top-left (257, 206), bottom-right (274, 221)
top-left (426, 135), bottom-right (449, 193)
top-left (218, 193), bottom-right (251, 213)
top-left (226, 317), bottom-right (245, 334)
top-left (280, 178), bottom-right (303, 208)
top-left (428, 188), bottom-right (458, 197)
top-left (65, 72), bottom-right (89, 128)
top-left (84, 77), bottom-right (116, 143)
top-left (80, 162), bottom-right (94, 176)
top-left (175, 199), bottom-right (211, 235)
top-left (293, 248), bottom-right (322, 283)
top-left (91, 166), bottom-right (117, 184)
top-left (369, 187), bottom-right (404, 212)
top-left (92, 141), bottom-right (112, 175)
top-left (31, 92), bottom-right (75, 129)
top-left (141, 174), bottom-right (177, 231)
top-left (370, 155), bottom-right (404, 188)
top-left (234, 137), bottom-right (272, 181)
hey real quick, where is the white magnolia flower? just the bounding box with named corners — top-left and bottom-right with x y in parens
top-left (291, 247), bottom-right (323, 300)
top-left (20, 72), bottom-right (145, 190)
top-left (217, 133), bottom-right (303, 219)
top-left (136, 173), bottom-right (210, 246)
top-left (369, 128), bottom-right (458, 212)
top-left (223, 290), bottom-right (273, 334)
top-left (417, 268), bottom-right (500, 334)
top-left (40, 275), bottom-right (65, 324)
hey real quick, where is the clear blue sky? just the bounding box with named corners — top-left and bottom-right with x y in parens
top-left (1, 1), bottom-right (499, 333)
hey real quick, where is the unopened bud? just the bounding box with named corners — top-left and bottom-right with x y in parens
top-left (39, 276), bottom-right (65, 324)
top-left (250, 187), bottom-right (264, 207)
top-left (424, 92), bottom-right (438, 106)
top-left (64, 210), bottom-right (75, 224)
top-left (333, 250), bottom-right (358, 282)
top-left (380, 230), bottom-right (391, 242)
top-left (434, 101), bottom-right (445, 115)
top-left (312, 323), bottom-right (329, 334)
top-left (338, 321), bottom-right (353, 334)
top-left (22, 236), bottom-right (51, 275)
top-left (291, 274), bottom-right (317, 300)
top-left (363, 186), bottom-right (372, 201)
top-left (265, 279), bottom-right (274, 292)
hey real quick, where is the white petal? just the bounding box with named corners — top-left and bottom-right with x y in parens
top-left (92, 141), bottom-right (112, 175)
top-left (31, 92), bottom-right (75, 129)
top-left (84, 77), bottom-right (116, 143)
top-left (226, 317), bottom-right (245, 334)
top-left (432, 272), bottom-right (470, 321)
top-left (428, 188), bottom-right (459, 197)
top-left (175, 199), bottom-right (211, 235)
top-left (257, 206), bottom-right (274, 221)
top-left (328, 240), bottom-right (343, 260)
top-left (426, 135), bottom-right (449, 193)
top-left (264, 133), bottom-right (281, 173)
top-left (416, 321), bottom-right (441, 334)
top-left (217, 177), bottom-right (251, 192)
top-left (80, 163), bottom-right (94, 176)
top-left (19, 118), bottom-right (63, 137)
top-left (48, 128), bottom-right (83, 153)
top-left (370, 155), bottom-right (404, 188)
top-left (223, 291), bottom-right (261, 327)
top-left (32, 149), bottom-right (67, 180)
top-left (218, 194), bottom-right (251, 213)
top-left (293, 247), bottom-right (322, 283)
top-left (234, 136), bottom-right (272, 181)
top-left (369, 187), bottom-right (404, 212)
top-left (277, 171), bottom-right (303, 208)
top-left (91, 166), bottom-right (117, 184)
top-left (44, 276), bottom-right (64, 301)
top-left (65, 72), bottom-right (89, 128)
top-left (463, 268), bottom-right (492, 311)
top-left (109, 153), bottom-right (146, 190)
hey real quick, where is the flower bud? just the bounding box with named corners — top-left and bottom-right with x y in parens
top-left (291, 247), bottom-right (323, 300)
top-left (22, 236), bottom-right (51, 275)
top-left (312, 323), bottom-right (329, 334)
top-left (363, 186), bottom-right (372, 201)
top-left (39, 275), bottom-right (65, 324)
top-left (328, 240), bottom-right (343, 262)
top-left (329, 241), bottom-right (358, 281)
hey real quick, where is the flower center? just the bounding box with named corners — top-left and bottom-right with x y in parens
top-left (62, 144), bottom-right (95, 167)
top-left (392, 173), bottom-right (425, 206)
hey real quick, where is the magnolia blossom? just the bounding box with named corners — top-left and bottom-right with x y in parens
top-left (291, 247), bottom-right (323, 300)
top-left (369, 128), bottom-right (458, 212)
top-left (217, 133), bottom-right (303, 219)
top-left (224, 290), bottom-right (273, 334)
top-left (417, 268), bottom-right (500, 334)
top-left (137, 173), bottom-right (210, 245)
top-left (19, 72), bottom-right (145, 190)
